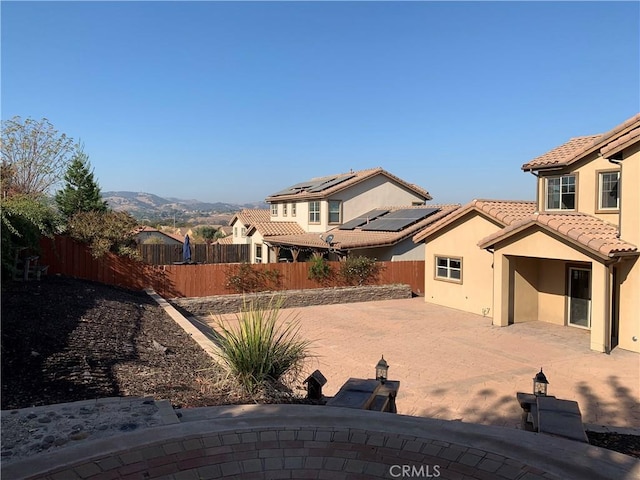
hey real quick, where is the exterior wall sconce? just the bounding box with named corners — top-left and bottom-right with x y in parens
top-left (376, 355), bottom-right (389, 384)
top-left (533, 368), bottom-right (549, 396)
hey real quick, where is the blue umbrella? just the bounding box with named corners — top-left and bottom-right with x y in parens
top-left (183, 234), bottom-right (192, 263)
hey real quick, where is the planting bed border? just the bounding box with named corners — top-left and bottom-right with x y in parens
top-left (170, 284), bottom-right (413, 316)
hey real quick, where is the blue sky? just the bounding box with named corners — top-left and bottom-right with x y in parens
top-left (2, 1), bottom-right (639, 205)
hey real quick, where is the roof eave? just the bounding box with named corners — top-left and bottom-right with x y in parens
top-left (478, 221), bottom-right (624, 262)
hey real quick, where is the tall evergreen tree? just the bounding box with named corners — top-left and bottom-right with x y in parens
top-left (55, 147), bottom-right (108, 219)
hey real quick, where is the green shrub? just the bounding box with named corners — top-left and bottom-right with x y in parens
top-left (67, 210), bottom-right (139, 259)
top-left (338, 255), bottom-right (383, 286)
top-left (307, 255), bottom-right (332, 284)
top-left (213, 297), bottom-right (312, 394)
top-left (225, 263), bottom-right (282, 293)
top-left (1, 194), bottom-right (62, 277)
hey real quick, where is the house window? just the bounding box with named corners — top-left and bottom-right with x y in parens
top-left (241, 227), bottom-right (247, 237)
top-left (599, 171), bottom-right (620, 210)
top-left (291, 203), bottom-right (296, 216)
top-left (255, 244), bottom-right (262, 263)
top-left (234, 227), bottom-right (237, 237)
top-left (328, 200), bottom-right (341, 224)
top-left (283, 203), bottom-right (288, 216)
top-left (271, 204), bottom-right (278, 216)
top-left (435, 256), bottom-right (462, 282)
top-left (309, 201), bottom-right (320, 223)
top-left (546, 175), bottom-right (576, 210)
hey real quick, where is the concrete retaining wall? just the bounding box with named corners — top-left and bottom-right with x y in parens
top-left (171, 284), bottom-right (412, 316)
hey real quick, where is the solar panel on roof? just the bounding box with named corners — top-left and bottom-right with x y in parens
top-left (360, 208), bottom-right (441, 232)
top-left (271, 181), bottom-right (315, 197)
top-left (307, 174), bottom-right (355, 193)
top-left (382, 208), bottom-right (439, 220)
top-left (339, 209), bottom-right (389, 230)
top-left (361, 219), bottom-right (412, 232)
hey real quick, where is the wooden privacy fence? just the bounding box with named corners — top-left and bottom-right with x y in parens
top-left (39, 236), bottom-right (425, 298)
top-left (138, 243), bottom-right (250, 264)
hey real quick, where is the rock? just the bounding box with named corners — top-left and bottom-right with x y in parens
top-left (69, 431), bottom-right (90, 441)
top-left (37, 417), bottom-right (51, 424)
top-left (119, 423), bottom-right (138, 432)
top-left (152, 340), bottom-right (168, 354)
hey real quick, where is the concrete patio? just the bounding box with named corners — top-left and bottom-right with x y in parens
top-left (208, 297), bottom-right (640, 430)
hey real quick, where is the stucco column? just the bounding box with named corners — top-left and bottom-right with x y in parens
top-left (492, 252), bottom-right (510, 327)
top-left (590, 261), bottom-right (608, 353)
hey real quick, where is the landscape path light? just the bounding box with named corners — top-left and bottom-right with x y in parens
top-left (376, 355), bottom-right (389, 384)
top-left (533, 368), bottom-right (549, 396)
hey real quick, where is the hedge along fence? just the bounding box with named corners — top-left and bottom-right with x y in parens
top-left (39, 236), bottom-right (426, 298)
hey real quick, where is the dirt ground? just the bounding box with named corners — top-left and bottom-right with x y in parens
top-left (1, 275), bottom-right (638, 458)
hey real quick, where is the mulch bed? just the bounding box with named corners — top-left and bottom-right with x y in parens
top-left (1, 276), bottom-right (238, 410)
top-left (1, 276), bottom-right (638, 459)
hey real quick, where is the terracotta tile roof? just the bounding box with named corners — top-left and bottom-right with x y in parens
top-left (413, 199), bottom-right (536, 243)
top-left (229, 209), bottom-right (271, 227)
top-left (265, 205), bottom-right (459, 250)
top-left (134, 226), bottom-right (185, 244)
top-left (265, 167), bottom-right (432, 202)
top-left (600, 125), bottom-right (640, 158)
top-left (214, 235), bottom-right (234, 244)
top-left (522, 113), bottom-right (640, 171)
top-left (248, 221), bottom-right (306, 237)
top-left (478, 213), bottom-right (637, 258)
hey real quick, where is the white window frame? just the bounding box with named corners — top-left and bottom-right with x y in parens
top-left (241, 227), bottom-right (247, 237)
top-left (328, 200), bottom-right (341, 224)
top-left (435, 256), bottom-right (462, 283)
top-left (309, 201), bottom-right (320, 224)
top-left (255, 244), bottom-right (263, 263)
top-left (291, 203), bottom-right (297, 216)
top-left (598, 171), bottom-right (620, 210)
top-left (545, 175), bottom-right (576, 211)
top-left (270, 204), bottom-right (278, 216)
top-left (283, 203), bottom-right (288, 216)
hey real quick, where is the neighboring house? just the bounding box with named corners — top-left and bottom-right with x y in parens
top-left (233, 167), bottom-right (455, 262)
top-left (134, 226), bottom-right (184, 245)
top-left (228, 209), bottom-right (271, 245)
top-left (414, 114), bottom-right (640, 354)
top-left (265, 167), bottom-right (431, 233)
top-left (266, 205), bottom-right (460, 262)
top-left (246, 221), bottom-right (306, 263)
top-left (218, 226), bottom-right (233, 237)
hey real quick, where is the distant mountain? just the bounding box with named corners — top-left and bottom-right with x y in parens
top-left (103, 191), bottom-right (267, 223)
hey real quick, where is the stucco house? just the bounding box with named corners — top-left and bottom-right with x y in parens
top-left (414, 114), bottom-right (640, 354)
top-left (232, 167), bottom-right (458, 263)
top-left (228, 209), bottom-right (271, 245)
top-left (134, 226), bottom-right (184, 246)
top-left (265, 204), bottom-right (460, 262)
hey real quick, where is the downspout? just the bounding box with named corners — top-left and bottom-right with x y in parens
top-left (528, 170), bottom-right (541, 212)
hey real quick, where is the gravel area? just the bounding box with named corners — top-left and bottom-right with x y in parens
top-left (0, 397), bottom-right (170, 462)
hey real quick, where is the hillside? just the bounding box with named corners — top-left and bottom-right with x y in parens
top-left (103, 191), bottom-right (267, 225)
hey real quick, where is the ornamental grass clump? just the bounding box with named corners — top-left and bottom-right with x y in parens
top-left (214, 297), bottom-right (312, 395)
